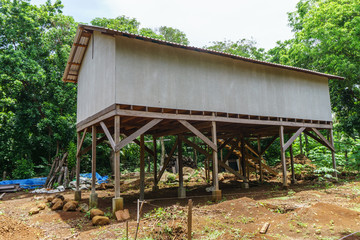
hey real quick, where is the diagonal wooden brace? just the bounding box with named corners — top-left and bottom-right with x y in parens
top-left (100, 121), bottom-right (116, 151)
top-left (260, 135), bottom-right (278, 155)
top-left (180, 135), bottom-right (211, 159)
top-left (157, 137), bottom-right (179, 182)
top-left (310, 128), bottom-right (335, 152)
top-left (115, 119), bottom-right (163, 152)
top-left (282, 127), bottom-right (305, 152)
top-left (178, 120), bottom-right (217, 151)
top-left (76, 128), bottom-right (88, 157)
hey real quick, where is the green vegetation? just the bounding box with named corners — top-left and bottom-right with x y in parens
top-left (0, 0), bottom-right (359, 180)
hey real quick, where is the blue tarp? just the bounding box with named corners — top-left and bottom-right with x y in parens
top-left (0, 172), bottom-right (108, 189)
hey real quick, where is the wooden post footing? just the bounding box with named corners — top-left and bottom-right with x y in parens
top-left (112, 197), bottom-right (124, 215)
top-left (89, 192), bottom-right (98, 209)
top-left (212, 190), bottom-right (222, 202)
top-left (74, 190), bottom-right (81, 201)
top-left (178, 187), bottom-right (186, 199)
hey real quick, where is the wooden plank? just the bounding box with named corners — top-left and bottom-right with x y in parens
top-left (290, 143), bottom-right (295, 184)
top-left (260, 222), bottom-right (270, 234)
top-left (76, 128), bottom-right (88, 157)
top-left (178, 136), bottom-right (184, 189)
top-left (181, 136), bottom-right (211, 158)
top-left (115, 119), bottom-right (163, 152)
top-left (222, 138), bottom-right (241, 163)
top-left (153, 121), bottom-right (211, 138)
top-left (279, 126), bottom-right (288, 187)
top-left (304, 130), bottom-right (335, 152)
top-left (311, 128), bottom-right (335, 152)
top-left (76, 131), bottom-right (81, 191)
top-left (122, 131), bottom-right (154, 156)
top-left (283, 127), bottom-right (305, 151)
top-left (100, 121), bottom-right (116, 150)
top-left (178, 120), bottom-right (217, 151)
top-left (157, 137), bottom-right (179, 181)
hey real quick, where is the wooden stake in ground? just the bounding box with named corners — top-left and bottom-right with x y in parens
top-left (188, 199), bottom-right (193, 240)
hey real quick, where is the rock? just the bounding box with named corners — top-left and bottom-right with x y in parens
top-left (63, 201), bottom-right (78, 212)
top-left (115, 209), bottom-right (130, 221)
top-left (54, 194), bottom-right (64, 201)
top-left (96, 183), bottom-right (106, 190)
top-left (78, 203), bottom-right (89, 213)
top-left (46, 197), bottom-right (54, 203)
top-left (29, 207), bottom-right (39, 215)
top-left (92, 216), bottom-right (110, 226)
top-left (33, 196), bottom-right (44, 201)
top-left (51, 197), bottom-right (62, 207)
top-left (37, 203), bottom-right (47, 210)
top-left (51, 199), bottom-right (63, 210)
top-left (63, 198), bottom-right (71, 205)
top-left (90, 209), bottom-right (104, 219)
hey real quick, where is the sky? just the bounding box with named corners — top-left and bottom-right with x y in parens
top-left (31, 0), bottom-right (299, 50)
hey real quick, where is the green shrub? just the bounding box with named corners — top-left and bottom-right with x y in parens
top-left (12, 158), bottom-right (35, 179)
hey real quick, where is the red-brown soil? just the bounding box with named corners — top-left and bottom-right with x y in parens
top-left (1, 174), bottom-right (360, 239)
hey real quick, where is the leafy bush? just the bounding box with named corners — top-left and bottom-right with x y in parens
top-left (12, 158), bottom-right (35, 179)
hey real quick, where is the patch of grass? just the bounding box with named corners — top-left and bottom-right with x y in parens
top-left (239, 215), bottom-right (254, 224)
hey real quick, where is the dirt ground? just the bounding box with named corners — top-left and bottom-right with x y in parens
top-left (1, 174), bottom-right (360, 240)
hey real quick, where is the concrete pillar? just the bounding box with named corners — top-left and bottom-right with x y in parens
top-left (89, 125), bottom-right (98, 208)
top-left (178, 135), bottom-right (186, 198)
top-left (279, 125), bottom-right (288, 188)
top-left (140, 134), bottom-right (145, 201)
top-left (75, 131), bottom-right (81, 201)
top-left (211, 121), bottom-right (221, 201)
top-left (113, 115), bottom-right (123, 214)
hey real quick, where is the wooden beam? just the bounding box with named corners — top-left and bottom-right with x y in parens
top-left (178, 120), bottom-right (217, 151)
top-left (304, 130), bottom-right (335, 152)
top-left (76, 132), bottom-right (81, 191)
top-left (260, 135), bottom-right (278, 155)
top-left (178, 135), bottom-right (184, 189)
top-left (181, 136), bottom-right (211, 158)
top-left (222, 138), bottom-right (241, 164)
top-left (100, 122), bottom-right (116, 150)
top-left (140, 135), bottom-right (145, 201)
top-left (311, 128), bottom-right (335, 152)
top-left (290, 143), bottom-right (295, 184)
top-left (283, 127), bottom-right (305, 151)
top-left (76, 128), bottom-right (88, 157)
top-left (218, 160), bottom-right (247, 181)
top-left (218, 137), bottom-right (234, 151)
top-left (279, 126), bottom-right (288, 187)
top-left (114, 116), bottom-right (120, 198)
top-left (115, 119), bottom-right (163, 152)
top-left (157, 137), bottom-right (179, 182)
top-left (122, 133), bottom-right (154, 156)
top-left (91, 126), bottom-right (97, 193)
top-left (153, 121), bottom-right (211, 138)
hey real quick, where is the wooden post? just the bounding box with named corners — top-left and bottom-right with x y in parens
top-left (211, 121), bottom-right (219, 190)
top-left (257, 136), bottom-right (263, 183)
top-left (187, 199), bottom-right (193, 240)
top-left (279, 125), bottom-right (288, 187)
top-left (290, 144), bottom-right (296, 184)
top-left (75, 132), bottom-right (81, 195)
top-left (140, 134), bottom-right (145, 201)
top-left (178, 135), bottom-right (185, 198)
top-left (299, 133), bottom-right (303, 155)
top-left (330, 129), bottom-right (337, 178)
top-left (89, 125), bottom-right (98, 208)
top-left (153, 136), bottom-right (158, 190)
top-left (112, 115), bottom-right (123, 214)
top-left (241, 137), bottom-right (247, 181)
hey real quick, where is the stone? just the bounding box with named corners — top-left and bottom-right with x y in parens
top-left (46, 197), bottom-right (54, 203)
top-left (29, 207), bottom-right (39, 215)
top-left (78, 203), bottom-right (89, 213)
top-left (218, 173), bottom-right (225, 182)
top-left (54, 194), bottom-right (64, 201)
top-left (51, 197), bottom-right (62, 207)
top-left (92, 216), bottom-right (110, 226)
top-left (90, 208), bottom-right (104, 219)
top-left (96, 183), bottom-right (106, 190)
top-left (63, 198), bottom-right (71, 205)
top-left (37, 203), bottom-right (47, 210)
top-left (183, 167), bottom-right (195, 176)
top-left (63, 201), bottom-right (78, 212)
top-left (115, 209), bottom-right (130, 221)
top-left (51, 199), bottom-right (63, 211)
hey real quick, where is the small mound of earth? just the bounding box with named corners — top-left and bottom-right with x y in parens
top-left (296, 202), bottom-right (360, 226)
top-left (0, 215), bottom-right (42, 240)
top-left (350, 196), bottom-right (360, 203)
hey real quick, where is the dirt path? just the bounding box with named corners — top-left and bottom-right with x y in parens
top-left (1, 177), bottom-right (360, 239)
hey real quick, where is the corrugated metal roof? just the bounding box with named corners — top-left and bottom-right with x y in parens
top-left (62, 24), bottom-right (344, 83)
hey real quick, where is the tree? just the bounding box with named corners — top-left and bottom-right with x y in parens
top-left (156, 26), bottom-right (189, 45)
top-left (205, 39), bottom-right (267, 60)
top-left (268, 0), bottom-right (360, 136)
top-left (0, 0), bottom-right (77, 178)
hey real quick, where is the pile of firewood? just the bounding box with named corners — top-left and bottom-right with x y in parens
top-left (44, 152), bottom-right (70, 188)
